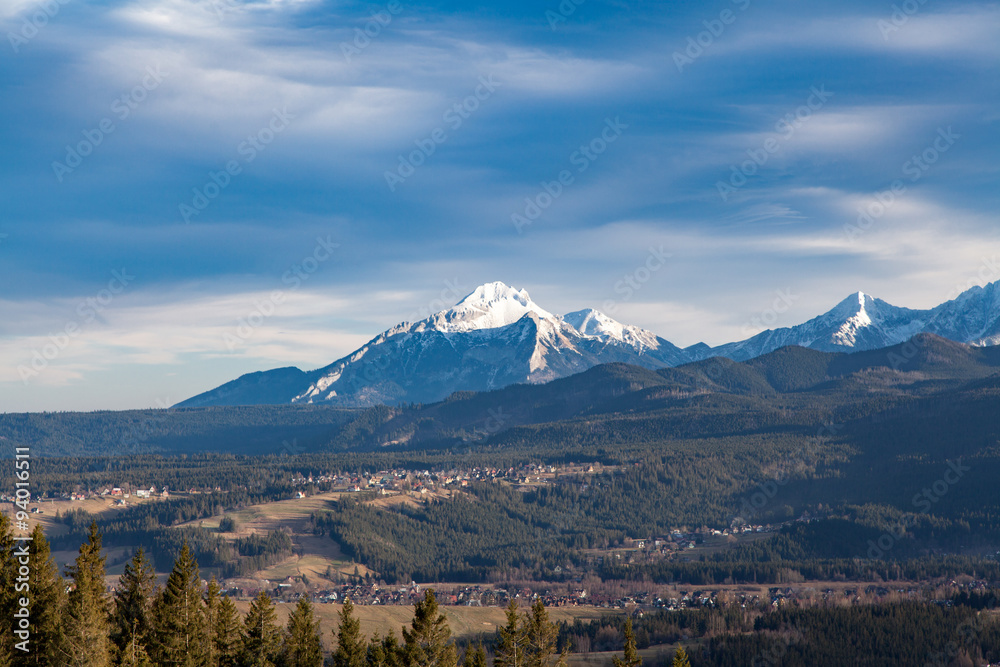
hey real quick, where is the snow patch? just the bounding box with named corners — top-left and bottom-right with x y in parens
top-left (430, 281), bottom-right (555, 332)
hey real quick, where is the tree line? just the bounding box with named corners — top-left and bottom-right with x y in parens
top-left (1, 514), bottom-right (686, 667)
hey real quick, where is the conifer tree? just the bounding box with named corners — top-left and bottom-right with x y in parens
top-left (367, 633), bottom-right (402, 667)
top-left (333, 599), bottom-right (365, 667)
top-left (23, 524), bottom-right (66, 666)
top-left (117, 632), bottom-right (153, 667)
top-left (494, 600), bottom-right (524, 667)
top-left (150, 542), bottom-right (206, 667)
top-left (462, 643), bottom-right (487, 667)
top-left (213, 595), bottom-right (242, 667)
top-left (241, 591), bottom-right (281, 667)
top-left (523, 600), bottom-right (563, 667)
top-left (279, 597), bottom-right (323, 667)
top-left (203, 577), bottom-right (221, 667)
top-left (111, 548), bottom-right (155, 662)
top-left (612, 618), bottom-right (641, 667)
top-left (402, 590), bottom-right (456, 667)
top-left (366, 633), bottom-right (386, 667)
top-left (62, 521), bottom-right (112, 667)
top-left (671, 646), bottom-right (690, 667)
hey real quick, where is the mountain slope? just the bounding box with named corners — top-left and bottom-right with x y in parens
top-left (178, 282), bottom-right (687, 408)
top-left (178, 280), bottom-right (1000, 408)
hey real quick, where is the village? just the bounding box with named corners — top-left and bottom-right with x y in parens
top-left (230, 577), bottom-right (996, 616)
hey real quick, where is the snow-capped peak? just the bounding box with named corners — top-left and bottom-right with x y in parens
top-left (562, 308), bottom-right (664, 352)
top-left (826, 291), bottom-right (873, 346)
top-left (563, 308), bottom-right (626, 340)
top-left (429, 281), bottom-right (555, 333)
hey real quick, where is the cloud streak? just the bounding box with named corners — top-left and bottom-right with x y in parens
top-left (1, 0), bottom-right (998, 410)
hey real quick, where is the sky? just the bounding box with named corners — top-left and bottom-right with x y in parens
top-left (1, 0), bottom-right (999, 412)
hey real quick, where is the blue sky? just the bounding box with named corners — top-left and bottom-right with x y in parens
top-left (1, 0), bottom-right (999, 411)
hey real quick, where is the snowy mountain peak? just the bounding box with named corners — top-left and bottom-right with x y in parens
top-left (178, 279), bottom-right (1000, 409)
top-left (832, 291), bottom-right (870, 314)
top-left (429, 281), bottom-right (555, 333)
top-left (563, 308), bottom-right (625, 339)
top-left (833, 292), bottom-right (873, 346)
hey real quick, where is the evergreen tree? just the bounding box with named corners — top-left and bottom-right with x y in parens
top-left (117, 632), bottom-right (153, 667)
top-left (671, 646), bottom-right (690, 667)
top-left (366, 633), bottom-right (386, 667)
top-left (149, 542), bottom-right (206, 666)
top-left (279, 597), bottom-right (323, 667)
top-left (213, 595), bottom-right (242, 667)
top-left (22, 524), bottom-right (66, 666)
top-left (402, 590), bottom-right (456, 667)
top-left (523, 600), bottom-right (563, 667)
top-left (494, 600), bottom-right (524, 667)
top-left (367, 633), bottom-right (402, 667)
top-left (111, 548), bottom-right (155, 662)
top-left (462, 643), bottom-right (487, 667)
top-left (333, 599), bottom-right (366, 667)
top-left (203, 577), bottom-right (221, 667)
top-left (241, 591), bottom-right (281, 667)
top-left (62, 521), bottom-right (112, 667)
top-left (612, 618), bottom-right (641, 667)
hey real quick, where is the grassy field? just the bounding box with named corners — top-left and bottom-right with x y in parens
top-left (179, 491), bottom-right (382, 582)
top-left (233, 600), bottom-right (621, 644)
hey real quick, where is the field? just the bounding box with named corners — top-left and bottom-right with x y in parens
top-left (232, 600), bottom-right (622, 644)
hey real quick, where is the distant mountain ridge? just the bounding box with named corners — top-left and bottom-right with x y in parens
top-left (177, 280), bottom-right (1000, 408)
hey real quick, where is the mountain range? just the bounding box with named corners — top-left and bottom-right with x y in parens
top-left (177, 280), bottom-right (1000, 408)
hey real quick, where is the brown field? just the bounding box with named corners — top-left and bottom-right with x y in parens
top-left (232, 600), bottom-right (621, 644)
